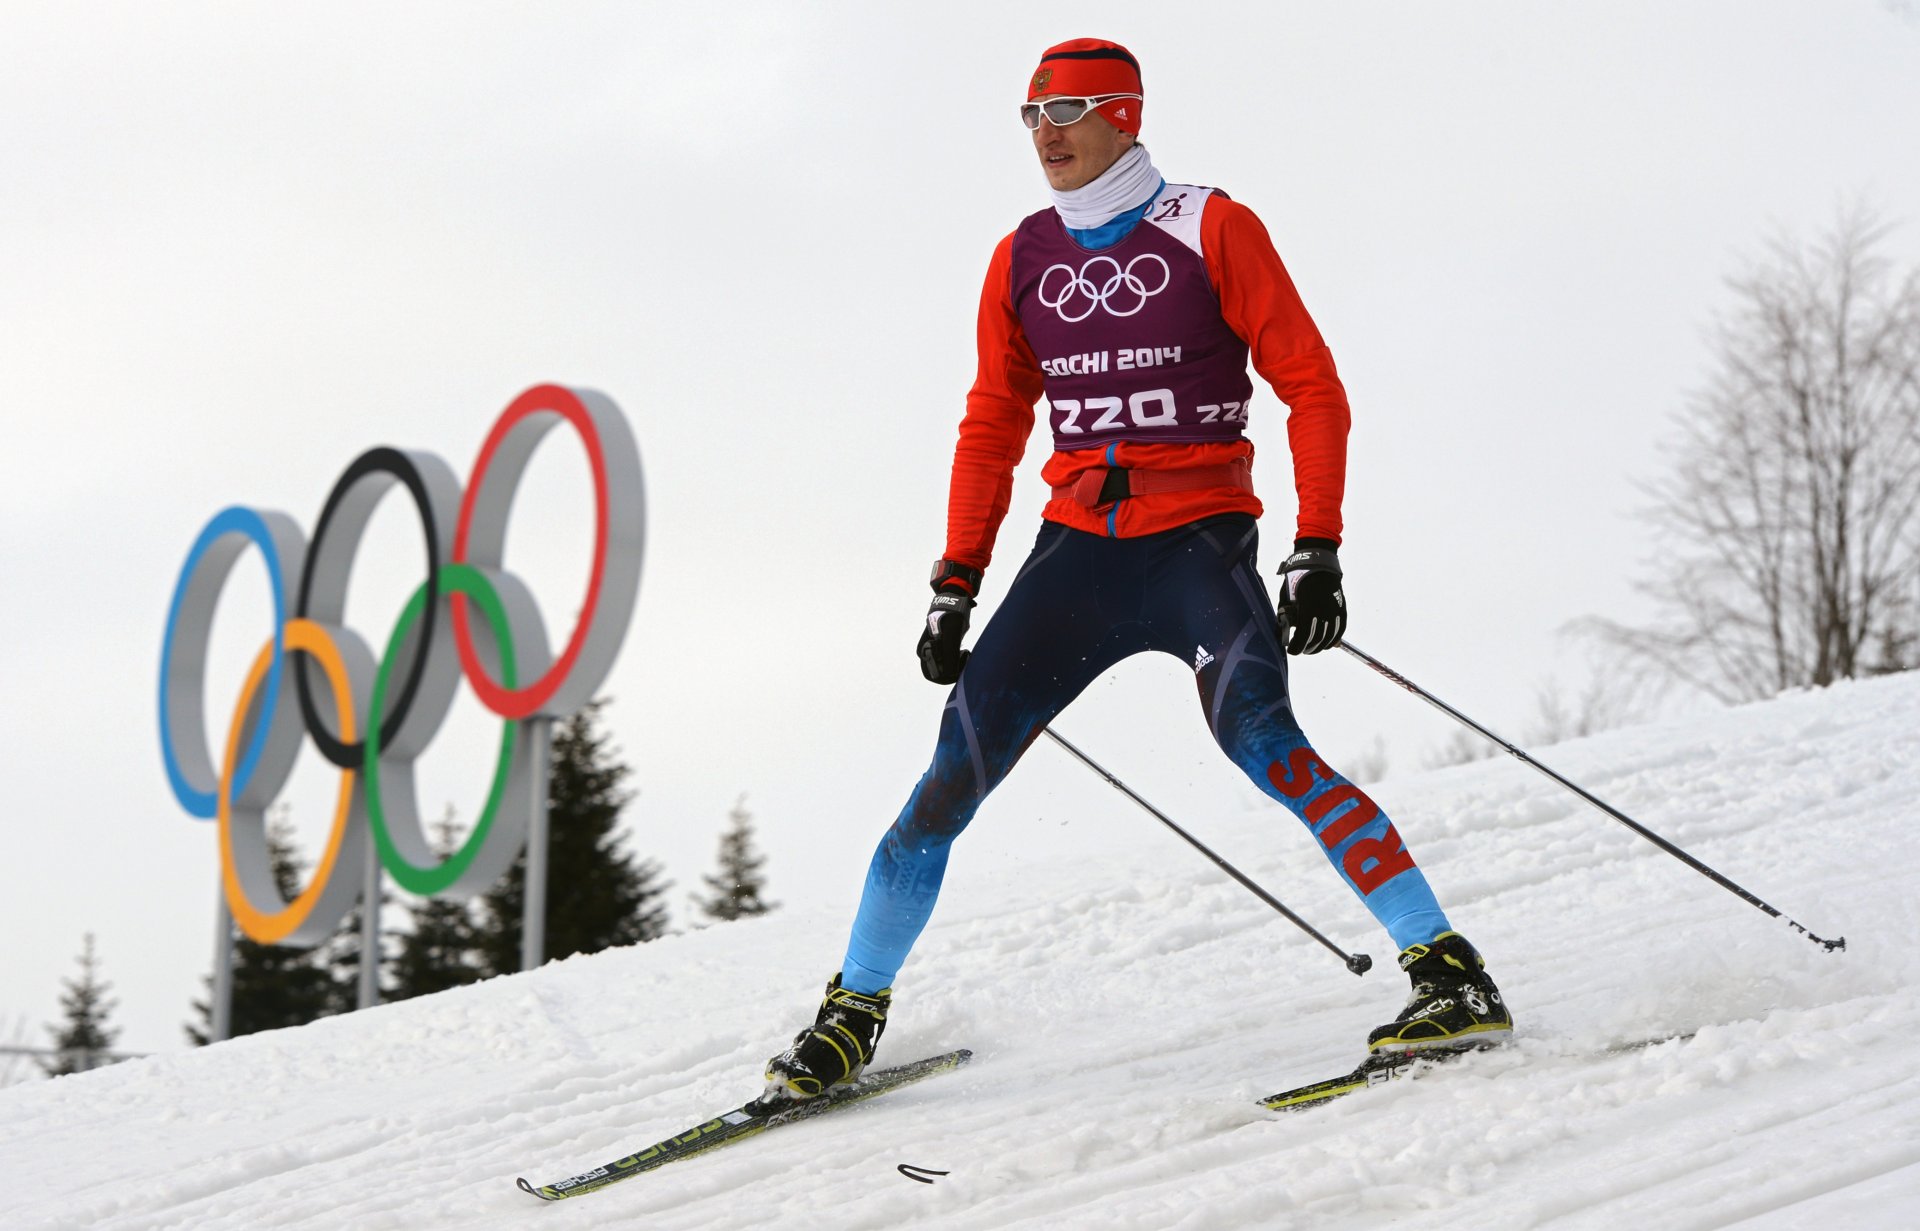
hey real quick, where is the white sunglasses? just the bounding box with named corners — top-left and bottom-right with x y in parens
top-left (1019, 93), bottom-right (1142, 130)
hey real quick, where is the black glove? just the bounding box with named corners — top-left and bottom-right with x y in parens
top-left (1276, 539), bottom-right (1346, 655)
top-left (917, 589), bottom-right (975, 684)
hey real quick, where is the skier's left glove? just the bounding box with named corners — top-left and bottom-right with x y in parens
top-left (1276, 539), bottom-right (1346, 655)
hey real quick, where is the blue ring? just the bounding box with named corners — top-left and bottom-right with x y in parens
top-left (158, 507), bottom-right (287, 818)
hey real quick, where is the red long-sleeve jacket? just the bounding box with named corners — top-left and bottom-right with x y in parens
top-left (943, 193), bottom-right (1350, 580)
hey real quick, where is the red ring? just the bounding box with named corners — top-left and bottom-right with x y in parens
top-left (450, 385), bottom-right (609, 719)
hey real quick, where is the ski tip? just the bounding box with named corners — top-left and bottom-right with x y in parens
top-left (1260, 1077), bottom-right (1370, 1112)
top-left (516, 1177), bottom-right (559, 1202)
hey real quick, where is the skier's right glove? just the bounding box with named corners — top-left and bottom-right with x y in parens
top-left (917, 590), bottom-right (975, 684)
top-left (918, 560), bottom-right (981, 684)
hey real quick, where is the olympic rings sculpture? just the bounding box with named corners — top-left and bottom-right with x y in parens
top-left (158, 385), bottom-right (644, 946)
top-left (1036, 253), bottom-right (1171, 322)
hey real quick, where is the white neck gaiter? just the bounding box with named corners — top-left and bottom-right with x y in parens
top-left (1049, 143), bottom-right (1161, 230)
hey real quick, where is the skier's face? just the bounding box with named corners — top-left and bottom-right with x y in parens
top-left (1030, 101), bottom-right (1134, 192)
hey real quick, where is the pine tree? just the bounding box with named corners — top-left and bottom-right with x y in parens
top-left (319, 891), bottom-right (392, 1016)
top-left (697, 795), bottom-right (777, 922)
top-left (474, 700), bottom-right (671, 977)
top-left (389, 809), bottom-right (487, 1001)
top-left (186, 808), bottom-right (344, 1044)
top-left (43, 934), bottom-right (120, 1076)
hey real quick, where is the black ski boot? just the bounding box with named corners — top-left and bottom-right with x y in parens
top-left (762, 975), bottom-right (891, 1103)
top-left (1367, 932), bottom-right (1512, 1053)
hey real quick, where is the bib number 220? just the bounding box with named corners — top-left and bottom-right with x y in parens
top-left (1055, 388), bottom-right (1246, 435)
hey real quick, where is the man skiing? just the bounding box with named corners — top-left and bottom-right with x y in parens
top-left (763, 37), bottom-right (1510, 1103)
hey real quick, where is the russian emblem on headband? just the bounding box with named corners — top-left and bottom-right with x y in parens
top-left (1031, 68), bottom-right (1052, 92)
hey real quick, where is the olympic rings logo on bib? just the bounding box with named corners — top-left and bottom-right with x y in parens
top-left (157, 385), bottom-right (645, 945)
top-left (1037, 253), bottom-right (1171, 322)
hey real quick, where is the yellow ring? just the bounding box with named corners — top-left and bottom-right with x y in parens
top-left (218, 618), bottom-right (358, 944)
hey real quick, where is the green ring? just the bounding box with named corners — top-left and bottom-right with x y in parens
top-left (365, 562), bottom-right (519, 896)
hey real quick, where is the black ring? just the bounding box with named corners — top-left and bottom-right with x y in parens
top-left (293, 447), bottom-right (441, 770)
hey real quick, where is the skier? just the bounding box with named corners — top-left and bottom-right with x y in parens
top-left (764, 37), bottom-right (1511, 1103)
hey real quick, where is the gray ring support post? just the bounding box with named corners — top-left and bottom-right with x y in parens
top-left (521, 715), bottom-right (554, 972)
top-left (212, 890), bottom-right (234, 1043)
top-left (1337, 640), bottom-right (1845, 952)
top-left (1042, 727), bottom-right (1372, 975)
top-left (359, 844), bottom-right (381, 1009)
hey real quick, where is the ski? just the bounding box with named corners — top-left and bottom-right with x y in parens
top-left (515, 1048), bottom-right (972, 1202)
top-left (1258, 1043), bottom-right (1483, 1112)
top-left (1258, 1033), bottom-right (1692, 1113)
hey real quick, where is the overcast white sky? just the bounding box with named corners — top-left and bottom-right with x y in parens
top-left (3, 2), bottom-right (1916, 1056)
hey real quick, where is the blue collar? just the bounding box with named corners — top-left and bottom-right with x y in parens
top-left (1064, 179), bottom-right (1165, 251)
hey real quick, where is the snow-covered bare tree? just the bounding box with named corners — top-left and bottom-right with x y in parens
top-left (1593, 208), bottom-right (1920, 702)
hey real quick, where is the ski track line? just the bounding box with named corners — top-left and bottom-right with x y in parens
top-left (1681, 1135), bottom-right (1920, 1231)
top-left (1520, 1072), bottom-right (1920, 1230)
top-left (71, 1108), bottom-right (477, 1230)
top-left (1717, 1158), bottom-right (1920, 1230)
top-left (48, 1122), bottom-right (401, 1231)
top-left (1480, 1015), bottom-right (1910, 1223)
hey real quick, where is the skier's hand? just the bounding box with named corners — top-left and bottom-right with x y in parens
top-left (1276, 540), bottom-right (1345, 655)
top-left (917, 589), bottom-right (975, 684)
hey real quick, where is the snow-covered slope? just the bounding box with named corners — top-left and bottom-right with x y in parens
top-left (6, 673), bottom-right (1918, 1230)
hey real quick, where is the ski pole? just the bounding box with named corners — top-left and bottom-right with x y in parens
top-left (1337, 640), bottom-right (1845, 953)
top-left (1042, 727), bottom-right (1373, 976)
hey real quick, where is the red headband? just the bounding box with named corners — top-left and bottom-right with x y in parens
top-left (1028, 38), bottom-right (1143, 134)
